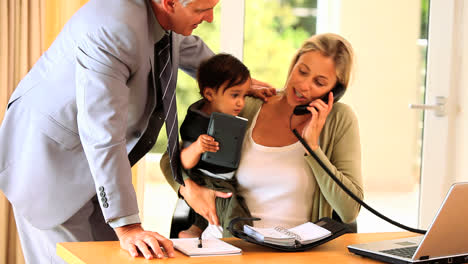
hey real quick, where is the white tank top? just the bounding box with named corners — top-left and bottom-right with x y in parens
top-left (236, 109), bottom-right (315, 228)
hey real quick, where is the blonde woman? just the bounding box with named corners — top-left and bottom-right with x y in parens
top-left (163, 33), bottom-right (363, 237)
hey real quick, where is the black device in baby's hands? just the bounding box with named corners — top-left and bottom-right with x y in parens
top-left (201, 112), bottom-right (248, 169)
top-left (293, 82), bottom-right (345, 115)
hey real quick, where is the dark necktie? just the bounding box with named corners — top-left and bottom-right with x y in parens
top-left (155, 33), bottom-right (182, 185)
top-left (128, 33), bottom-right (182, 185)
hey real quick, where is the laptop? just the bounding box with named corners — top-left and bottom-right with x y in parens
top-left (348, 182), bottom-right (468, 264)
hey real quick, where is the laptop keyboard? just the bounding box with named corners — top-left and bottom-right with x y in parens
top-left (380, 246), bottom-right (418, 258)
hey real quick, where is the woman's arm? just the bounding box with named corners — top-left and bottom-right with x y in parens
top-left (305, 103), bottom-right (364, 223)
top-left (160, 152), bottom-right (231, 226)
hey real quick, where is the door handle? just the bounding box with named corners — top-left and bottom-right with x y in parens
top-left (409, 96), bottom-right (447, 117)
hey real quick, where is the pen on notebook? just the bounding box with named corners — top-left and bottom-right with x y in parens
top-left (198, 236), bottom-right (203, 248)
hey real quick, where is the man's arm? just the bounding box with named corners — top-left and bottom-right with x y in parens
top-left (75, 23), bottom-right (139, 223)
top-left (176, 34), bottom-right (276, 101)
top-left (177, 34), bottom-right (215, 77)
top-left (75, 22), bottom-right (174, 259)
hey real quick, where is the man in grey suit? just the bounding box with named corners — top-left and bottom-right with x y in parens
top-left (0, 0), bottom-right (273, 262)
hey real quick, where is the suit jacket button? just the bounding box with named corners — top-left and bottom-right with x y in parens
top-left (101, 197), bottom-right (107, 203)
top-left (134, 131), bottom-right (142, 138)
top-left (98, 186), bottom-right (104, 192)
top-left (102, 202), bottom-right (109, 208)
top-left (99, 192), bottom-right (106, 197)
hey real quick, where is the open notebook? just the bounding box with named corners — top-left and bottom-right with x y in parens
top-left (229, 217), bottom-right (352, 252)
top-left (171, 238), bottom-right (241, 257)
top-left (243, 222), bottom-right (332, 247)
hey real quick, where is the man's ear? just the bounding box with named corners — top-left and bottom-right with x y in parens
top-left (203, 87), bottom-right (215, 102)
top-left (161, 0), bottom-right (176, 12)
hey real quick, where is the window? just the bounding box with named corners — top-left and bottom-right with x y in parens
top-left (244, 0), bottom-right (317, 89)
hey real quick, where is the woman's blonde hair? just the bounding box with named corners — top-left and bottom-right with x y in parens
top-left (287, 33), bottom-right (354, 89)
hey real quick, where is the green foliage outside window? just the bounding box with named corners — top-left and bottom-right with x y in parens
top-left (420, 0), bottom-right (429, 40)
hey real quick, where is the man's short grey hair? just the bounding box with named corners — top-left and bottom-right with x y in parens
top-left (153, 0), bottom-right (193, 6)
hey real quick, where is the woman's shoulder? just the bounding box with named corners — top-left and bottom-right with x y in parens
top-left (240, 96), bottom-right (264, 119)
top-left (328, 102), bottom-right (359, 126)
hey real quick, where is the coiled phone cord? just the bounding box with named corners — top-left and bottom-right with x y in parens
top-left (291, 127), bottom-right (426, 234)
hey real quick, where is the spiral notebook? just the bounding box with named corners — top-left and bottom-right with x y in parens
top-left (228, 217), bottom-right (352, 252)
top-left (243, 222), bottom-right (332, 247)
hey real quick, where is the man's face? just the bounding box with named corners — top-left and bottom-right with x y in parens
top-left (171, 0), bottom-right (219, 36)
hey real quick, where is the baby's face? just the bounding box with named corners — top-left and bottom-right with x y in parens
top-left (209, 78), bottom-right (251, 116)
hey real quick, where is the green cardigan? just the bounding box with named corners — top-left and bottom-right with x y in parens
top-left (161, 96), bottom-right (363, 224)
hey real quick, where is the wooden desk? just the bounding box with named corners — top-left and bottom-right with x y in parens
top-left (57, 232), bottom-right (419, 264)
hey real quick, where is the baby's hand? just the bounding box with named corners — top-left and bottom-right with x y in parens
top-left (196, 134), bottom-right (219, 154)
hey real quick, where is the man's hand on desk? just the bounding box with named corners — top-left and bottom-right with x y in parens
top-left (114, 223), bottom-right (175, 259)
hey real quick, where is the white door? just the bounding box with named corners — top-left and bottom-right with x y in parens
top-left (418, 0), bottom-right (468, 229)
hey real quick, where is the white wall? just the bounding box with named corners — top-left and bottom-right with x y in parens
top-left (454, 1), bottom-right (468, 183)
top-left (320, 0), bottom-right (423, 191)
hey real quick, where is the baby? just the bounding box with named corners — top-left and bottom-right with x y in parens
top-left (178, 53), bottom-right (253, 238)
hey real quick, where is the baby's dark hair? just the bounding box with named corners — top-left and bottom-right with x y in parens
top-left (197, 53), bottom-right (251, 97)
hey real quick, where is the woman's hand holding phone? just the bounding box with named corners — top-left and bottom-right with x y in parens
top-left (301, 92), bottom-right (334, 153)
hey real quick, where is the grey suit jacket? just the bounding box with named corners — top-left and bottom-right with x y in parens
top-left (0, 0), bottom-right (213, 229)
